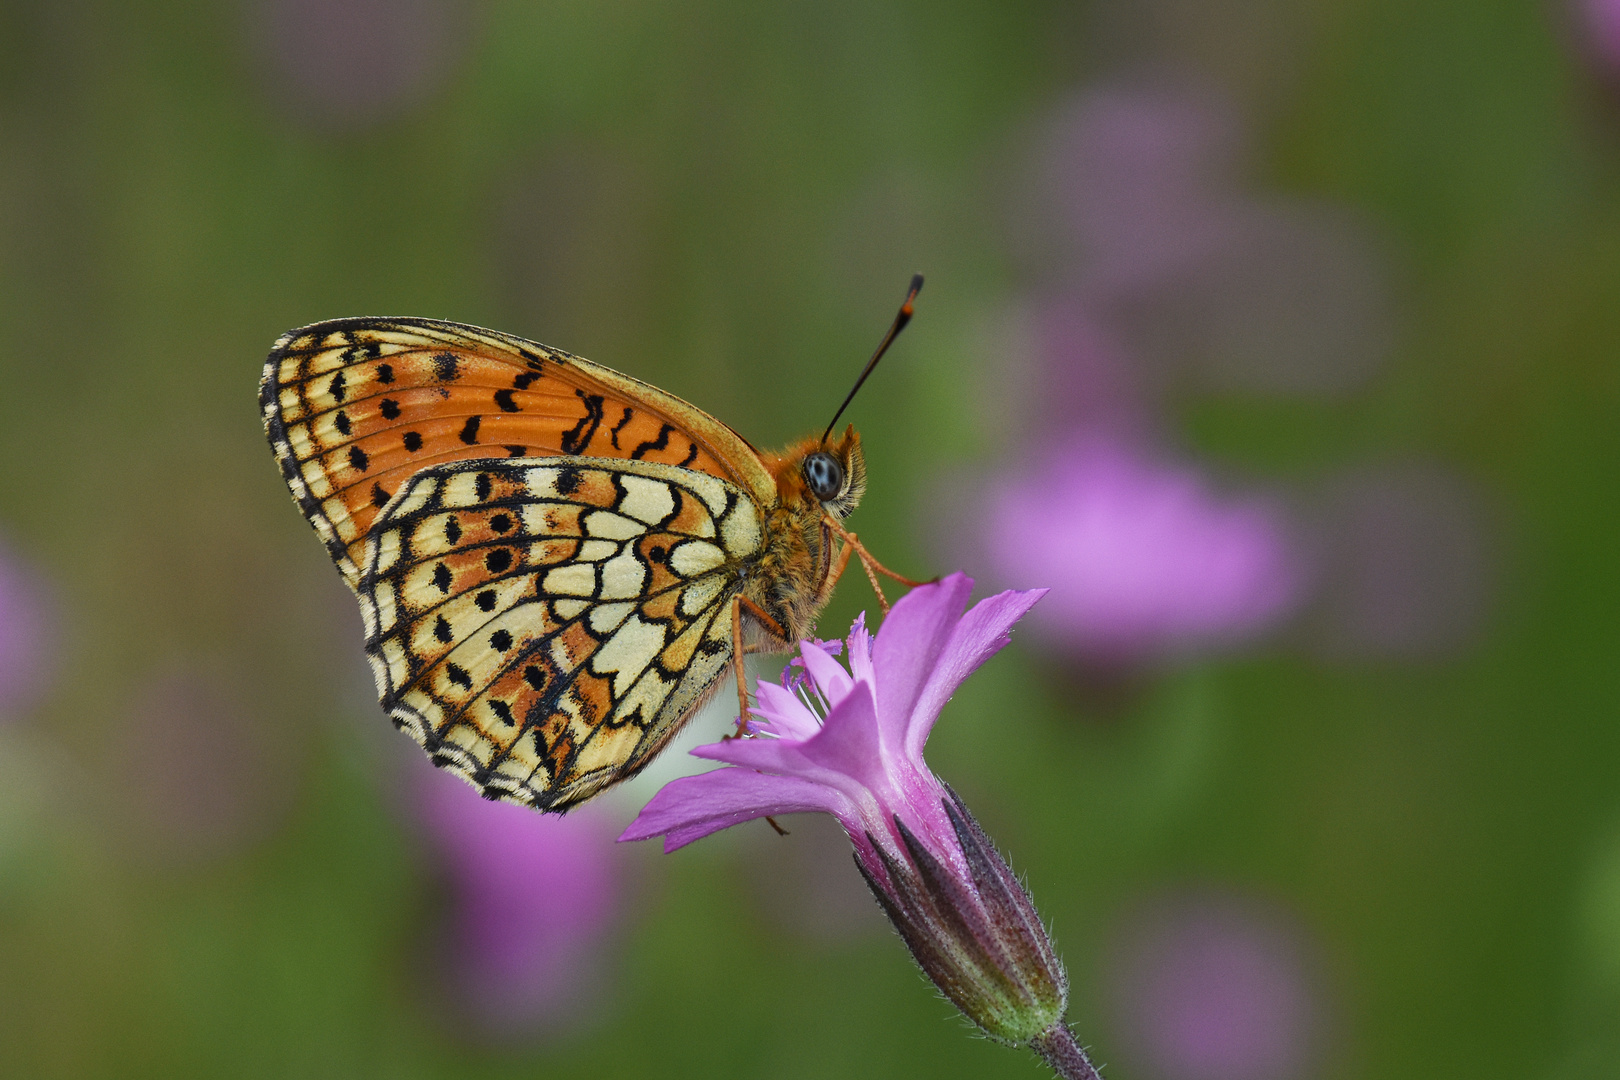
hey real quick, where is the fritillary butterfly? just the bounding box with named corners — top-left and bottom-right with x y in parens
top-left (261, 278), bottom-right (923, 811)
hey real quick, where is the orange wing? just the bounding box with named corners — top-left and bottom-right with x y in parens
top-left (259, 317), bottom-right (776, 587)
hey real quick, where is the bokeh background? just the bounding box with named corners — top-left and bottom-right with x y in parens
top-left (2, 0), bottom-right (1619, 1077)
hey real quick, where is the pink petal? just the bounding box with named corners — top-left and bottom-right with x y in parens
top-left (617, 769), bottom-right (852, 852)
top-left (750, 681), bottom-right (822, 741)
top-left (689, 733), bottom-right (867, 803)
top-left (792, 682), bottom-right (891, 797)
top-left (691, 731), bottom-right (819, 773)
top-left (905, 588), bottom-right (1047, 761)
top-left (871, 573), bottom-right (975, 744)
top-left (847, 612), bottom-right (874, 684)
top-left (798, 639), bottom-right (854, 703)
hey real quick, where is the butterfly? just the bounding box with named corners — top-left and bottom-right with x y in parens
top-left (260, 276), bottom-right (924, 811)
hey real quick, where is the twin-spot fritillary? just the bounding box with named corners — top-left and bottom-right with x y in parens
top-left (261, 282), bottom-right (920, 811)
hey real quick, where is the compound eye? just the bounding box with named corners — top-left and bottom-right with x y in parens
top-left (803, 451), bottom-right (845, 501)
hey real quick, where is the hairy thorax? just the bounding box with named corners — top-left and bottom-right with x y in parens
top-left (747, 502), bottom-right (833, 642)
top-left (739, 427), bottom-right (867, 648)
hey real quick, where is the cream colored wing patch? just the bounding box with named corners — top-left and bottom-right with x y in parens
top-left (357, 455), bottom-right (764, 810)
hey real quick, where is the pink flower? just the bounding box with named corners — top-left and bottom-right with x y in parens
top-left (249, 0), bottom-right (472, 129)
top-left (1106, 892), bottom-right (1324, 1080)
top-left (1582, 0), bottom-right (1620, 72)
top-left (417, 764), bottom-right (623, 1036)
top-left (620, 575), bottom-right (1100, 1078)
top-left (1045, 82), bottom-right (1240, 298)
top-left (984, 434), bottom-right (1301, 663)
top-left (0, 541), bottom-right (56, 720)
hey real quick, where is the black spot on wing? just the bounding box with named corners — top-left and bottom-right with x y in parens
top-left (513, 371), bottom-right (540, 390)
top-left (475, 590), bottom-right (497, 612)
top-left (494, 389), bottom-right (520, 412)
top-left (329, 371), bottom-right (347, 403)
top-left (334, 411), bottom-right (351, 436)
top-left (432, 563), bottom-right (452, 593)
top-left (446, 663), bottom-right (473, 689)
top-left (445, 517), bottom-right (462, 544)
top-left (370, 483), bottom-right (391, 508)
top-left (554, 466), bottom-right (581, 495)
top-left (490, 629), bottom-right (513, 652)
top-left (403, 431), bottom-right (423, 452)
top-left (348, 445), bottom-right (369, 472)
top-left (377, 363), bottom-right (395, 384)
top-left (475, 473), bottom-right (492, 501)
top-left (380, 398), bottom-right (401, 420)
top-left (433, 352), bottom-right (460, 381)
top-left (434, 615), bottom-right (453, 643)
top-left (459, 416), bottom-right (481, 444)
top-left (485, 549), bottom-right (513, 574)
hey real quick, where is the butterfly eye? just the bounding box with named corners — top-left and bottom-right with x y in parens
top-left (803, 451), bottom-right (845, 501)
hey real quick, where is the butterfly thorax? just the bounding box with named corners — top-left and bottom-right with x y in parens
top-left (744, 427), bottom-right (867, 643)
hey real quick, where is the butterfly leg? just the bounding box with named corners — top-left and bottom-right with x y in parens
top-left (727, 593), bottom-right (790, 739)
top-left (821, 514), bottom-right (931, 614)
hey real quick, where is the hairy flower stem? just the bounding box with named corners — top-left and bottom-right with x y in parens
top-left (1030, 1025), bottom-right (1103, 1080)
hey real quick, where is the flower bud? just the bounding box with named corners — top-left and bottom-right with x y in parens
top-left (853, 788), bottom-right (1069, 1047)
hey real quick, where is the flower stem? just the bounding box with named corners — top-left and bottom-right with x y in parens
top-left (1029, 1025), bottom-right (1103, 1080)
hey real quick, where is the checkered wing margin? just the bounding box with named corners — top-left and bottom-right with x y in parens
top-left (358, 455), bottom-right (765, 810)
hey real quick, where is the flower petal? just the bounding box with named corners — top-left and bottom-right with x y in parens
top-left (871, 573), bottom-right (975, 744)
top-left (617, 769), bottom-right (852, 852)
top-left (793, 681), bottom-right (891, 796)
top-left (798, 638), bottom-right (854, 704)
top-left (906, 588), bottom-right (1046, 759)
top-left (687, 729), bottom-right (874, 808)
top-left (750, 681), bottom-right (822, 741)
top-left (847, 612), bottom-right (874, 685)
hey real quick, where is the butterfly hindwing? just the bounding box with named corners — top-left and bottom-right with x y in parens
top-left (359, 455), bottom-right (763, 810)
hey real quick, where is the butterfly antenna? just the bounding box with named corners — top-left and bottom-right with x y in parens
top-left (821, 273), bottom-right (924, 444)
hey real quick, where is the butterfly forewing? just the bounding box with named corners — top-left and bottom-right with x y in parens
top-left (260, 318), bottom-right (772, 587)
top-left (360, 456), bottom-right (762, 809)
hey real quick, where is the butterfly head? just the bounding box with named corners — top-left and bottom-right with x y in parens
top-left (779, 425), bottom-right (865, 520)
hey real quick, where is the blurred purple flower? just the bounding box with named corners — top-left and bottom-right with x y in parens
top-left (1037, 82), bottom-right (1240, 298)
top-left (1021, 82), bottom-right (1392, 402)
top-left (417, 764), bottom-right (623, 1037)
top-left (1304, 462), bottom-right (1494, 660)
top-left (0, 540), bottom-right (55, 719)
top-left (1582, 0), bottom-right (1620, 72)
top-left (1027, 301), bottom-right (1154, 434)
top-left (983, 434), bottom-right (1301, 664)
top-left (1106, 891), bottom-right (1324, 1080)
top-left (621, 576), bottom-right (1100, 1077)
top-left (249, 0), bottom-right (472, 130)
top-left (115, 668), bottom-right (291, 864)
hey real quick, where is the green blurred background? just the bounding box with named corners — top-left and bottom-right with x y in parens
top-left (2, 0), bottom-right (1619, 1077)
